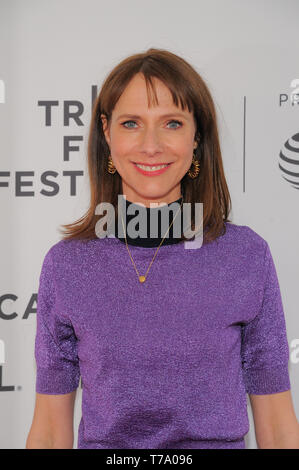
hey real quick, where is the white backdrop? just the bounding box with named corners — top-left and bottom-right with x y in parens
top-left (0, 0), bottom-right (298, 449)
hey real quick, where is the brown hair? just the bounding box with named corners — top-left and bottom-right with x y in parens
top-left (59, 48), bottom-right (232, 245)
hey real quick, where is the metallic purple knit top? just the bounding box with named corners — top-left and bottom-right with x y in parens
top-left (34, 222), bottom-right (291, 449)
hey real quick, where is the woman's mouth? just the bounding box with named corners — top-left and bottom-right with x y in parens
top-left (132, 162), bottom-right (172, 176)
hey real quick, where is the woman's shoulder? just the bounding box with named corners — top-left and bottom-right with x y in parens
top-left (223, 221), bottom-right (268, 253)
top-left (43, 237), bottom-right (96, 267)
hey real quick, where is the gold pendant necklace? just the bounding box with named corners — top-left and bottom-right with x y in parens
top-left (120, 198), bottom-right (183, 283)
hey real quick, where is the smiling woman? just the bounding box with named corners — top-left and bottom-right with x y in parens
top-left (59, 47), bottom-right (232, 244)
top-left (28, 48), bottom-right (298, 450)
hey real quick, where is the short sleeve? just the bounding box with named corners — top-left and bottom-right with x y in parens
top-left (241, 242), bottom-right (291, 395)
top-left (34, 248), bottom-right (81, 394)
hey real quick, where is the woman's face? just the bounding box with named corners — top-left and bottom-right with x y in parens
top-left (101, 73), bottom-right (198, 207)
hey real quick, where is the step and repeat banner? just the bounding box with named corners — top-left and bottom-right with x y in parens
top-left (0, 0), bottom-right (298, 449)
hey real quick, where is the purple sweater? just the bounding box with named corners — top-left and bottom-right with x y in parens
top-left (34, 222), bottom-right (291, 449)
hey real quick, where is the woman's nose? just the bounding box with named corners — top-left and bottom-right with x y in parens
top-left (139, 130), bottom-right (164, 155)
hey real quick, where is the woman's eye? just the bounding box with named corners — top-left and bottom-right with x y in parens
top-left (121, 120), bottom-right (182, 129)
top-left (167, 120), bottom-right (182, 129)
top-left (122, 120), bottom-right (137, 128)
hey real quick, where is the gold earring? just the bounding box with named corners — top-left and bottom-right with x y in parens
top-left (107, 155), bottom-right (116, 174)
top-left (187, 149), bottom-right (200, 178)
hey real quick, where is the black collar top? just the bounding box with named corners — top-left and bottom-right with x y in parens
top-left (114, 196), bottom-right (184, 248)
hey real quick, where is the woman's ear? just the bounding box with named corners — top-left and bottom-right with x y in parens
top-left (194, 133), bottom-right (200, 150)
top-left (100, 113), bottom-right (111, 147)
top-left (100, 113), bottom-right (107, 130)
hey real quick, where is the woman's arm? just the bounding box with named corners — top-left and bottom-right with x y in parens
top-left (249, 390), bottom-right (299, 449)
top-left (26, 391), bottom-right (77, 449)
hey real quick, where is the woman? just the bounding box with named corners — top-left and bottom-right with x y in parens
top-left (26, 48), bottom-right (299, 449)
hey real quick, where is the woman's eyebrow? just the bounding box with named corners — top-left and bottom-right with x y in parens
top-left (116, 112), bottom-right (188, 120)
